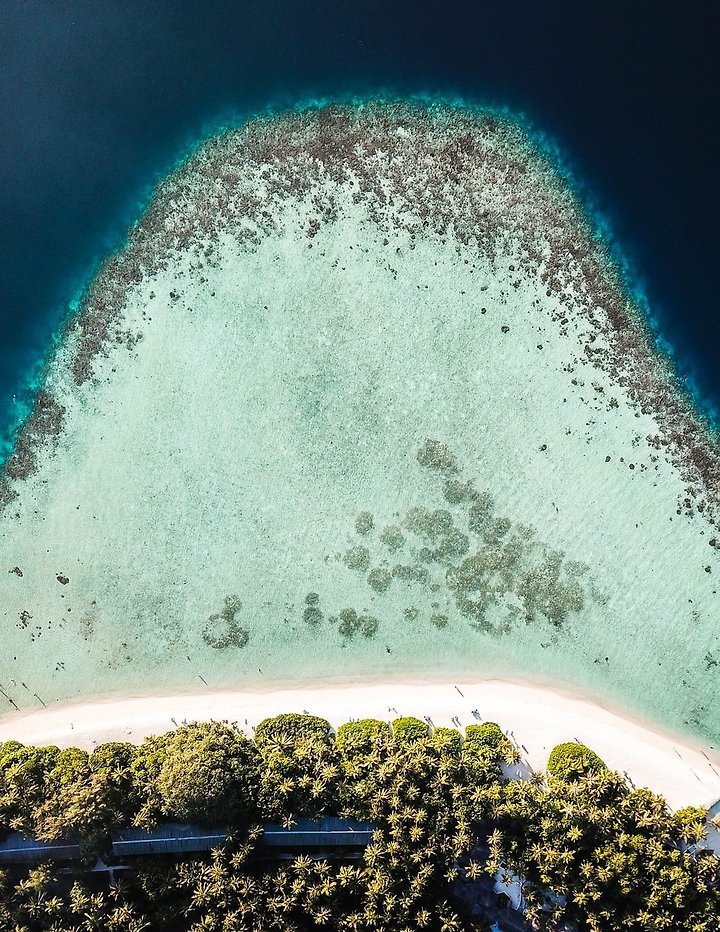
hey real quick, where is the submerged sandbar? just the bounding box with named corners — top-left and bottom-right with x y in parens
top-left (1, 100), bottom-right (718, 744)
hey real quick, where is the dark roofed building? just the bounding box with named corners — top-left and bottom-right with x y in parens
top-left (110, 817), bottom-right (374, 858)
top-left (0, 817), bottom-right (375, 866)
top-left (261, 817), bottom-right (374, 849)
top-left (110, 823), bottom-right (227, 857)
top-left (0, 833), bottom-right (83, 864)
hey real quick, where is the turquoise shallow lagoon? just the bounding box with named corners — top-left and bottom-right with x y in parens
top-left (1, 102), bottom-right (718, 745)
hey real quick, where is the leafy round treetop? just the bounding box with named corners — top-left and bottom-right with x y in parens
top-left (547, 742), bottom-right (606, 780)
top-left (392, 717), bottom-right (429, 743)
top-left (255, 713), bottom-right (332, 748)
top-left (336, 719), bottom-right (390, 755)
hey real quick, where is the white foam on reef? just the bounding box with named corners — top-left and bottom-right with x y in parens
top-left (1, 101), bottom-right (719, 752)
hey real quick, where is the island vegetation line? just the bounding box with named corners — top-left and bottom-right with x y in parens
top-left (1, 712), bottom-right (718, 930)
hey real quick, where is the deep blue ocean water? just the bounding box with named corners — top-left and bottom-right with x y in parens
top-left (0, 1), bottom-right (717, 453)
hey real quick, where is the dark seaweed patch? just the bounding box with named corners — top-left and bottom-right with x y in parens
top-left (355, 511), bottom-right (374, 535)
top-left (339, 441), bottom-right (598, 634)
top-left (202, 594), bottom-right (249, 650)
top-left (331, 607), bottom-right (379, 640)
top-left (343, 545), bottom-right (370, 572)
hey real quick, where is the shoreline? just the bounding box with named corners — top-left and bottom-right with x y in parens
top-left (2, 100), bottom-right (720, 784)
top-left (1, 677), bottom-right (719, 812)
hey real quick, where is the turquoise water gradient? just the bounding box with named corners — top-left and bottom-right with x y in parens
top-left (3, 91), bottom-right (717, 477)
top-left (1, 102), bottom-right (718, 751)
top-left (1, 2), bottom-right (719, 455)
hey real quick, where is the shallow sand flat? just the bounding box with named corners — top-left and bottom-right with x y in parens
top-left (0, 102), bottom-right (718, 747)
top-left (1, 679), bottom-right (718, 813)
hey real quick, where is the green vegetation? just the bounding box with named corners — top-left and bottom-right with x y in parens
top-left (546, 741), bottom-right (607, 780)
top-left (335, 719), bottom-right (390, 756)
top-left (430, 727), bottom-right (462, 755)
top-left (391, 716), bottom-right (429, 744)
top-left (0, 718), bottom-right (717, 931)
top-left (140, 722), bottom-right (260, 826)
top-left (255, 712), bottom-right (333, 746)
top-left (676, 805), bottom-right (709, 845)
top-left (465, 723), bottom-right (519, 765)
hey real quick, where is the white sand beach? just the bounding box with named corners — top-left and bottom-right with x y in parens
top-left (1, 678), bottom-right (719, 813)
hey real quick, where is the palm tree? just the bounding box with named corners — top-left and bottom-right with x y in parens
top-left (106, 904), bottom-right (146, 931)
top-left (292, 854), bottom-right (313, 877)
top-left (190, 881), bottom-right (214, 910)
top-left (313, 905), bottom-right (332, 924)
top-left (189, 915), bottom-right (216, 932)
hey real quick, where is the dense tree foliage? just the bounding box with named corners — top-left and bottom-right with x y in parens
top-left (335, 720), bottom-right (390, 757)
top-left (485, 771), bottom-right (718, 930)
top-left (255, 713), bottom-right (333, 747)
top-left (390, 717), bottom-right (429, 744)
top-left (546, 743), bottom-right (606, 781)
top-left (0, 719), bottom-right (717, 931)
top-left (138, 722), bottom-right (261, 827)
